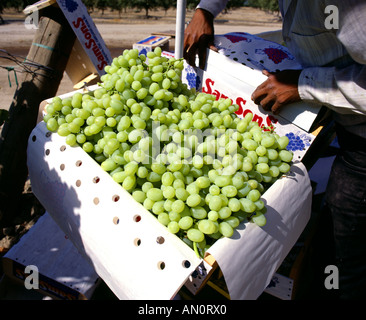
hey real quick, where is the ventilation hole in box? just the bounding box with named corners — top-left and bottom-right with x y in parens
top-left (45, 149), bottom-right (50, 156)
top-left (60, 164), bottom-right (65, 171)
top-left (32, 135), bottom-right (36, 142)
top-left (133, 215), bottom-right (141, 222)
top-left (134, 238), bottom-right (141, 246)
top-left (75, 160), bottom-right (82, 167)
top-left (60, 145), bottom-right (66, 152)
top-left (45, 131), bottom-right (52, 138)
top-left (112, 195), bottom-right (120, 202)
top-left (93, 197), bottom-right (99, 205)
top-left (113, 216), bottom-right (119, 225)
top-left (156, 236), bottom-right (165, 244)
top-left (93, 176), bottom-right (100, 183)
top-left (157, 261), bottom-right (165, 270)
top-left (76, 180), bottom-right (81, 187)
top-left (182, 260), bottom-right (191, 268)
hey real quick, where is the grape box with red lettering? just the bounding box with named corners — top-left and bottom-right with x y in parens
top-left (182, 32), bottom-right (323, 162)
top-left (25, 44), bottom-right (315, 300)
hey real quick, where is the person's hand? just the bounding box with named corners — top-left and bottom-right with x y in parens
top-left (183, 8), bottom-right (218, 69)
top-left (251, 69), bottom-right (302, 115)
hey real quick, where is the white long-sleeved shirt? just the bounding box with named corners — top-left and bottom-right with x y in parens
top-left (197, 0), bottom-right (366, 137)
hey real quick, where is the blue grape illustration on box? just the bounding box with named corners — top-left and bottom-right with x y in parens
top-left (286, 132), bottom-right (311, 151)
top-left (185, 65), bottom-right (201, 91)
top-left (59, 0), bottom-right (79, 13)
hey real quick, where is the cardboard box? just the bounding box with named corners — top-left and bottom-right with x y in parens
top-left (24, 0), bottom-right (112, 88)
top-left (181, 49), bottom-right (320, 163)
top-left (2, 213), bottom-right (100, 300)
top-left (27, 84), bottom-right (312, 300)
top-left (133, 35), bottom-right (171, 56)
top-left (27, 35), bottom-right (319, 299)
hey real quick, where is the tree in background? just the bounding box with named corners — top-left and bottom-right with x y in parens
top-left (83, 0), bottom-right (97, 12)
top-left (96, 0), bottom-right (108, 14)
top-left (246, 0), bottom-right (279, 13)
top-left (129, 0), bottom-right (159, 18)
top-left (159, 0), bottom-right (176, 16)
top-left (108, 0), bottom-right (130, 17)
top-left (0, 1), bottom-right (4, 24)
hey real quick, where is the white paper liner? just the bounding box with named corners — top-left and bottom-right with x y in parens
top-left (27, 121), bottom-right (202, 300)
top-left (207, 161), bottom-right (312, 299)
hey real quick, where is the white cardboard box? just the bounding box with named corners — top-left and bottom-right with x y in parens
top-left (2, 212), bottom-right (100, 300)
top-left (182, 49), bottom-right (319, 163)
top-left (27, 86), bottom-right (312, 299)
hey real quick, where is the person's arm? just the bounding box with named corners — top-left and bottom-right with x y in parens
top-left (252, 1), bottom-right (366, 116)
top-left (183, 0), bottom-right (228, 69)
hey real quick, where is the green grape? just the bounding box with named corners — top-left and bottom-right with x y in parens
top-left (82, 142), bottom-right (94, 153)
top-left (198, 219), bottom-right (216, 235)
top-left (219, 221), bottom-right (234, 238)
top-left (224, 216), bottom-right (240, 229)
top-left (221, 185), bottom-right (237, 198)
top-left (163, 185), bottom-right (175, 199)
top-left (242, 138), bottom-right (258, 151)
top-left (152, 201), bottom-right (165, 215)
top-left (191, 207), bottom-right (207, 219)
top-left (169, 211), bottom-right (181, 222)
top-left (46, 118), bottom-right (58, 132)
top-left (228, 198), bottom-right (241, 212)
top-left (175, 187), bottom-right (189, 201)
top-left (247, 189), bottom-right (261, 202)
top-left (252, 213), bottom-right (267, 227)
top-left (196, 176), bottom-right (210, 189)
top-left (240, 198), bottom-right (256, 213)
top-left (124, 161), bottom-right (139, 175)
top-left (267, 148), bottom-right (279, 160)
top-left (187, 228), bottom-right (205, 243)
top-left (214, 175), bottom-right (231, 187)
top-left (122, 175), bottom-right (136, 191)
top-left (170, 199), bottom-right (184, 213)
top-left (158, 212), bottom-right (170, 226)
top-left (186, 193), bottom-right (201, 207)
top-left (101, 158), bottom-right (118, 172)
top-left (162, 172), bottom-right (174, 186)
top-left (178, 216), bottom-right (193, 230)
top-left (76, 133), bottom-right (86, 144)
top-left (208, 195), bottom-right (222, 211)
top-left (146, 188), bottom-right (164, 201)
top-left (279, 150), bottom-right (293, 163)
top-left (112, 171), bottom-right (127, 183)
top-left (256, 163), bottom-right (269, 174)
top-left (269, 165), bottom-right (280, 178)
top-left (168, 221), bottom-right (180, 234)
top-left (277, 136), bottom-right (290, 149)
top-left (208, 210), bottom-right (219, 221)
top-left (279, 162), bottom-right (291, 173)
top-left (65, 134), bottom-right (77, 146)
top-left (218, 206), bottom-right (231, 219)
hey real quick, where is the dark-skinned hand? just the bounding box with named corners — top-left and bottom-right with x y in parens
top-left (183, 8), bottom-right (218, 69)
top-left (251, 69), bottom-right (302, 115)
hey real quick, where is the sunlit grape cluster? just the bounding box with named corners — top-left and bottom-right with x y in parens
top-left (43, 47), bottom-right (293, 258)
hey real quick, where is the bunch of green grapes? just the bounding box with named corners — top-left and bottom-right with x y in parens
top-left (43, 47), bottom-right (293, 258)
